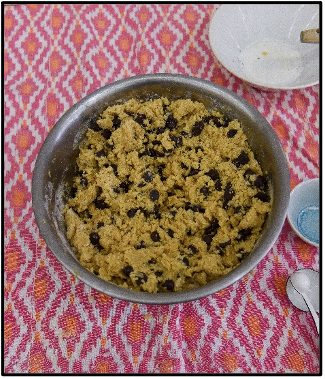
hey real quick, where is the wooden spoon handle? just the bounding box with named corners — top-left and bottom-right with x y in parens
top-left (300, 28), bottom-right (319, 43)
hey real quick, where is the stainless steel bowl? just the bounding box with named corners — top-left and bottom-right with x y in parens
top-left (32, 74), bottom-right (290, 304)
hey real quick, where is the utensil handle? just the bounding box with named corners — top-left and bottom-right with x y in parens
top-left (300, 28), bottom-right (319, 43)
top-left (302, 292), bottom-right (319, 334)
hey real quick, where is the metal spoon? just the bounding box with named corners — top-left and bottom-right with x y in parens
top-left (286, 269), bottom-right (319, 334)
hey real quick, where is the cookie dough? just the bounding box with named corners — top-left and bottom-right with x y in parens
top-left (64, 98), bottom-right (271, 293)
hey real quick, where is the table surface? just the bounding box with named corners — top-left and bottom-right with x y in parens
top-left (4, 4), bottom-right (319, 374)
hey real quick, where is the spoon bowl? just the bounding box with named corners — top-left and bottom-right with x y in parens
top-left (286, 268), bottom-right (319, 312)
top-left (287, 269), bottom-right (319, 333)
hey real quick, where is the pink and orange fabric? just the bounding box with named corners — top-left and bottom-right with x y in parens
top-left (4, 4), bottom-right (319, 373)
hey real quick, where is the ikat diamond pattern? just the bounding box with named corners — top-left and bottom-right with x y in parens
top-left (4, 4), bottom-right (319, 373)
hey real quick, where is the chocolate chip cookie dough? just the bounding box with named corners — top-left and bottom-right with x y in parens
top-left (64, 98), bottom-right (271, 293)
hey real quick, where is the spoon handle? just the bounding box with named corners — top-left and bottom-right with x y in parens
top-left (300, 28), bottom-right (319, 43)
top-left (301, 292), bottom-right (319, 334)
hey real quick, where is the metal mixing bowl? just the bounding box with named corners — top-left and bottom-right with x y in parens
top-left (32, 74), bottom-right (290, 304)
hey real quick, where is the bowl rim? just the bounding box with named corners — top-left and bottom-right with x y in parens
top-left (32, 73), bottom-right (290, 304)
top-left (287, 178), bottom-right (319, 247)
top-left (208, 4), bottom-right (320, 90)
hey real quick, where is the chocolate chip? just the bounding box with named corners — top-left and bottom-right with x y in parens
top-left (138, 182), bottom-right (146, 188)
top-left (185, 202), bottom-right (192, 210)
top-left (149, 148), bottom-right (165, 158)
top-left (177, 136), bottom-right (183, 147)
top-left (202, 234), bottom-right (213, 245)
top-left (112, 115), bottom-right (121, 129)
top-left (232, 150), bottom-right (249, 167)
top-left (135, 272), bottom-right (147, 285)
top-left (94, 198), bottom-right (109, 209)
top-left (170, 210), bottom-right (177, 217)
top-left (155, 270), bottom-right (163, 277)
top-left (234, 206), bottom-right (242, 214)
top-left (188, 167), bottom-right (200, 176)
top-left (119, 180), bottom-right (130, 193)
top-left (89, 118), bottom-right (101, 131)
top-left (224, 183), bottom-right (235, 201)
top-left (254, 192), bottom-right (270, 202)
top-left (148, 258), bottom-right (157, 265)
top-left (157, 164), bottom-right (166, 180)
top-left (227, 129), bottom-right (237, 138)
top-left (219, 240), bottom-right (231, 249)
top-left (156, 127), bottom-right (165, 134)
top-left (181, 162), bottom-right (188, 170)
top-left (204, 218), bottom-right (219, 235)
top-left (152, 205), bottom-right (161, 219)
top-left (206, 168), bottom-right (219, 181)
top-left (89, 232), bottom-right (100, 246)
top-left (211, 218), bottom-right (220, 230)
top-left (203, 115), bottom-right (213, 123)
top-left (105, 142), bottom-right (114, 150)
top-left (188, 245), bottom-right (198, 255)
top-left (169, 133), bottom-right (178, 143)
top-left (150, 189), bottom-right (159, 201)
top-left (200, 186), bottom-right (209, 196)
top-left (139, 149), bottom-right (149, 157)
top-left (192, 204), bottom-right (204, 213)
top-left (122, 265), bottom-right (134, 277)
top-left (182, 257), bottom-right (189, 266)
top-left (162, 279), bottom-right (174, 291)
top-left (102, 129), bottom-right (112, 139)
top-left (151, 231), bottom-right (160, 242)
top-left (238, 252), bottom-right (249, 262)
top-left (222, 116), bottom-right (231, 127)
top-left (96, 149), bottom-right (106, 158)
top-left (223, 182), bottom-right (235, 208)
top-left (244, 169), bottom-right (255, 177)
top-left (111, 164), bottom-right (118, 176)
top-left (167, 229), bottom-right (174, 238)
top-left (254, 175), bottom-right (268, 190)
top-left (165, 114), bottom-right (177, 130)
top-left (135, 113), bottom-right (147, 126)
top-left (80, 177), bottom-right (88, 186)
top-left (211, 116), bottom-right (223, 127)
top-left (136, 240), bottom-right (146, 249)
top-left (127, 208), bottom-right (138, 218)
top-left (163, 148), bottom-right (173, 155)
top-left (215, 180), bottom-right (222, 191)
top-left (192, 121), bottom-right (204, 136)
top-left (237, 228), bottom-right (253, 241)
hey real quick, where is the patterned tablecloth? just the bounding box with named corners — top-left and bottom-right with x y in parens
top-left (4, 4), bottom-right (319, 374)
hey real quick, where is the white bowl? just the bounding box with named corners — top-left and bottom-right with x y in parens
top-left (209, 4), bottom-right (319, 90)
top-left (287, 178), bottom-right (319, 247)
